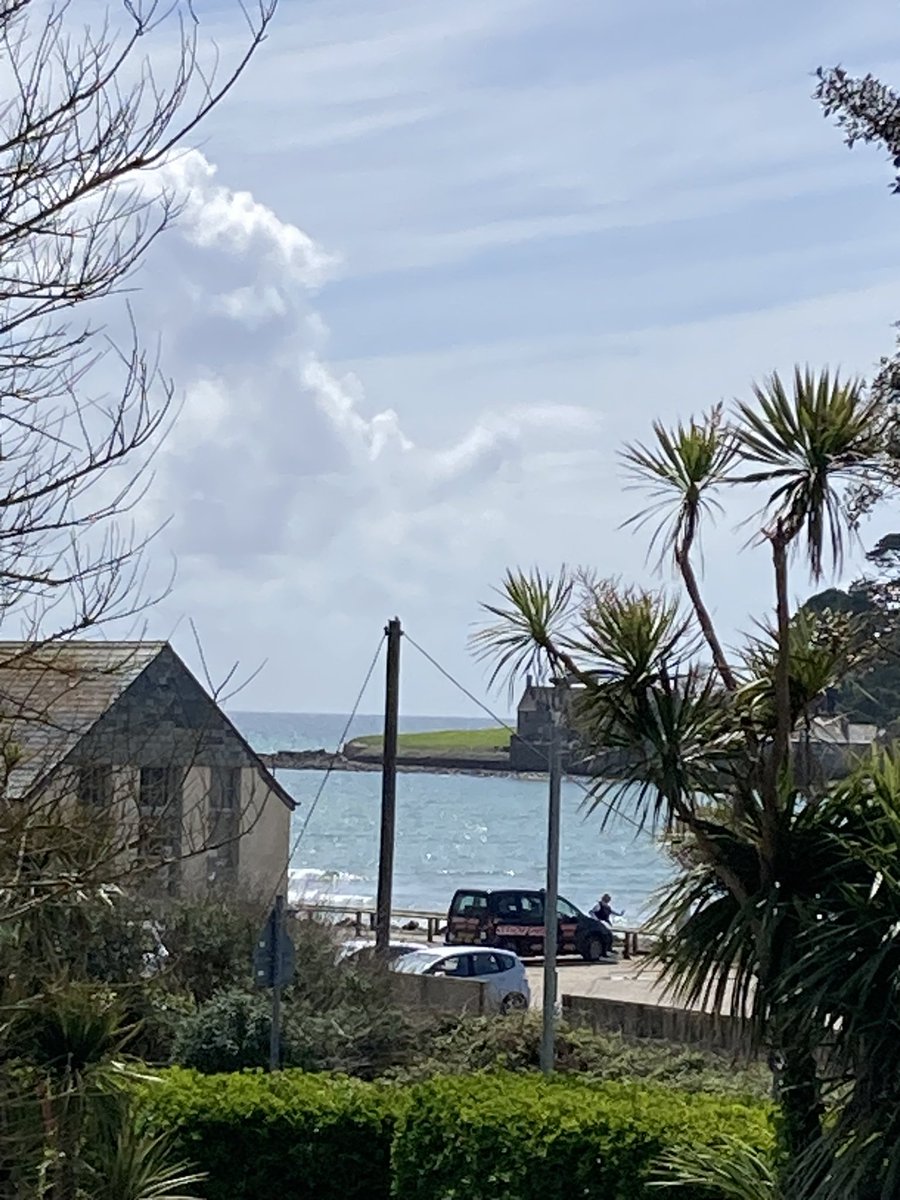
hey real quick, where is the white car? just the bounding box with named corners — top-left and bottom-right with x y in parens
top-left (392, 945), bottom-right (530, 1013)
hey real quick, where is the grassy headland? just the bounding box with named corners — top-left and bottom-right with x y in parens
top-left (347, 727), bottom-right (511, 755)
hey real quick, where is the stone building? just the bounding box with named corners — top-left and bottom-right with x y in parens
top-left (509, 675), bottom-right (584, 770)
top-left (0, 640), bottom-right (294, 897)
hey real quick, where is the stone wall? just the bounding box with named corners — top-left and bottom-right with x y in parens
top-left (562, 993), bottom-right (753, 1055)
top-left (389, 972), bottom-right (487, 1015)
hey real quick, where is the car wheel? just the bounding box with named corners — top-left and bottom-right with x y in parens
top-left (500, 991), bottom-right (528, 1014)
top-left (582, 936), bottom-right (605, 962)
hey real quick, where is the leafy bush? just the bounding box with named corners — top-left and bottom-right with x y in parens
top-left (392, 1074), bottom-right (773, 1200)
top-left (141, 1069), bottom-right (772, 1200)
top-left (158, 896), bottom-right (267, 1003)
top-left (171, 990), bottom-right (274, 1074)
top-left (389, 1011), bottom-right (771, 1098)
top-left (139, 1068), bottom-right (397, 1200)
top-left (172, 985), bottom-right (423, 1077)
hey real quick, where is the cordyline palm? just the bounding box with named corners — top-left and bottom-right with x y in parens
top-left (2, 986), bottom-right (204, 1200)
top-left (733, 367), bottom-right (882, 801)
top-left (621, 405), bottom-right (737, 689)
top-left (779, 751), bottom-right (900, 1200)
top-left (473, 365), bottom-right (886, 1178)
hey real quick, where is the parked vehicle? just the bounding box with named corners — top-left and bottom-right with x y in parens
top-left (445, 887), bottom-right (614, 961)
top-left (337, 938), bottom-right (421, 963)
top-left (392, 945), bottom-right (530, 1013)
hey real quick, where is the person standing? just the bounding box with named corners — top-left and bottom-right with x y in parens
top-left (590, 893), bottom-right (623, 924)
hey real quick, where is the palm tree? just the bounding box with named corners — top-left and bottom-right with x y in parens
top-left (472, 365), bottom-right (888, 1180)
top-left (779, 750), bottom-right (900, 1200)
top-left (621, 404), bottom-right (737, 689)
top-left (732, 367), bottom-right (881, 815)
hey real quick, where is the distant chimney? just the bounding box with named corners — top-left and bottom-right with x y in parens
top-left (525, 673), bottom-right (533, 691)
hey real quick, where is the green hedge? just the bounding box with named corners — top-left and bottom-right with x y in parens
top-left (139, 1068), bottom-right (397, 1200)
top-left (393, 1074), bottom-right (772, 1200)
top-left (141, 1069), bottom-right (772, 1200)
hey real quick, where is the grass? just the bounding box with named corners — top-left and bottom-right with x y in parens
top-left (349, 727), bottom-right (511, 755)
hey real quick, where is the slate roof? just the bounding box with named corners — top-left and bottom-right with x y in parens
top-left (0, 640), bottom-right (295, 809)
top-left (804, 716), bottom-right (880, 747)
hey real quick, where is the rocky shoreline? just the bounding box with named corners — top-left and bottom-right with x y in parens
top-left (257, 747), bottom-right (553, 781)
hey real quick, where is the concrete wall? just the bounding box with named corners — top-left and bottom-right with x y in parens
top-left (562, 993), bottom-right (753, 1055)
top-left (389, 972), bottom-right (487, 1015)
top-left (238, 767), bottom-right (291, 898)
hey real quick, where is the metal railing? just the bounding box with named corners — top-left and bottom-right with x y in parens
top-left (292, 901), bottom-right (446, 943)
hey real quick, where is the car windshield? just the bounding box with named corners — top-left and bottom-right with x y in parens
top-left (392, 951), bottom-right (444, 974)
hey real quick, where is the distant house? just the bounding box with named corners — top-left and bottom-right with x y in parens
top-left (793, 714), bottom-right (881, 780)
top-left (0, 641), bottom-right (295, 897)
top-left (510, 676), bottom-right (584, 770)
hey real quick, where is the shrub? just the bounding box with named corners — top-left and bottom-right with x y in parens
top-left (139, 1067), bottom-right (397, 1200)
top-left (390, 1011), bottom-right (771, 1098)
top-left (158, 896), bottom-right (267, 1003)
top-left (172, 985), bottom-right (423, 1077)
top-left (140, 1069), bottom-right (772, 1200)
top-left (391, 1074), bottom-right (773, 1200)
top-left (171, 989), bottom-right (273, 1074)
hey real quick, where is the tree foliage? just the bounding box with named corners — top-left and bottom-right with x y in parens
top-left (473, 367), bottom-right (900, 1197)
top-left (0, 1), bottom-right (277, 1192)
top-left (804, 534), bottom-right (900, 731)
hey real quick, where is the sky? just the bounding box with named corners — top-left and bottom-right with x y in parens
top-left (85, 0), bottom-right (900, 716)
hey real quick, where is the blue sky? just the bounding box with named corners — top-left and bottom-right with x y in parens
top-left (109, 0), bottom-right (900, 715)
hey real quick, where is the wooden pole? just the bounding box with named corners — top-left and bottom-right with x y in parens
top-left (375, 618), bottom-right (401, 954)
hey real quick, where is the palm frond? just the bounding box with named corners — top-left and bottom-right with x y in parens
top-left (573, 584), bottom-right (695, 687)
top-left (470, 566), bottom-right (579, 697)
top-left (652, 1138), bottom-right (780, 1198)
top-left (733, 366), bottom-right (882, 578)
top-left (578, 664), bottom-right (740, 834)
top-left (737, 607), bottom-right (858, 735)
top-left (621, 405), bottom-right (737, 567)
top-left (85, 1124), bottom-right (206, 1200)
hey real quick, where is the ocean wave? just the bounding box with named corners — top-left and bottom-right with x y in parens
top-left (288, 867), bottom-right (373, 910)
top-left (290, 867), bottom-right (367, 885)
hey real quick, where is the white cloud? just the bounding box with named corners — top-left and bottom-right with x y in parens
top-left (84, 0), bottom-right (900, 713)
top-left (126, 149), bottom-right (604, 702)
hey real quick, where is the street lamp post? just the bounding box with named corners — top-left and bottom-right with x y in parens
top-left (540, 681), bottom-right (563, 1074)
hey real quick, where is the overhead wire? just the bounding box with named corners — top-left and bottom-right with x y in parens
top-left (268, 632), bottom-right (385, 906)
top-left (403, 630), bottom-right (646, 835)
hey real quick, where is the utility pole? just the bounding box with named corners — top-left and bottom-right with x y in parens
top-left (540, 684), bottom-right (562, 1075)
top-left (375, 617), bottom-right (402, 954)
top-left (269, 893), bottom-right (285, 1072)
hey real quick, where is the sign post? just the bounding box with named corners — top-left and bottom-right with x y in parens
top-left (253, 895), bottom-right (294, 1071)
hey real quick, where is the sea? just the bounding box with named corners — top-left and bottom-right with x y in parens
top-left (230, 711), bottom-right (674, 924)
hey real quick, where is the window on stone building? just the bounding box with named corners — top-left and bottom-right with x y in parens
top-left (138, 766), bottom-right (183, 895)
top-left (77, 763), bottom-right (112, 807)
top-left (208, 765), bottom-right (241, 886)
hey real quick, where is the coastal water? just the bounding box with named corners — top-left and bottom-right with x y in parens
top-left (230, 711), bottom-right (674, 923)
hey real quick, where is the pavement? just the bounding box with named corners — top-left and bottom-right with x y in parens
top-left (525, 955), bottom-right (678, 1009)
top-left (525, 953), bottom-right (739, 1016)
